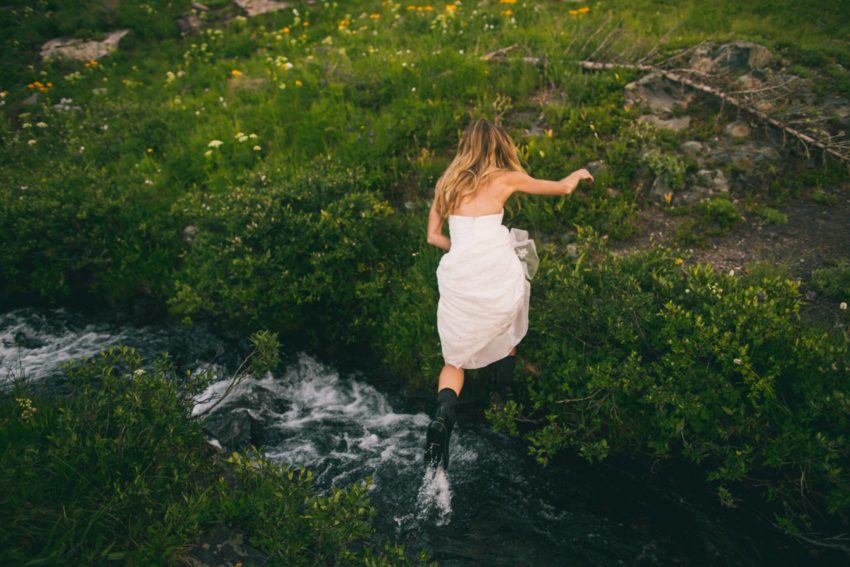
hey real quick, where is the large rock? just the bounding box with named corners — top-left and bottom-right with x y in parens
top-left (676, 169), bottom-right (729, 205)
top-left (234, 0), bottom-right (289, 17)
top-left (711, 41), bottom-right (773, 73)
top-left (649, 175), bottom-right (675, 205)
top-left (680, 140), bottom-right (706, 160)
top-left (41, 29), bottom-right (130, 62)
top-left (638, 114), bottom-right (691, 132)
top-left (708, 140), bottom-right (782, 170)
top-left (624, 71), bottom-right (684, 116)
top-left (689, 40), bottom-right (774, 76)
top-left (725, 120), bottom-right (751, 139)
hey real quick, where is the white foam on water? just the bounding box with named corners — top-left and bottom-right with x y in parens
top-left (0, 309), bottom-right (123, 385)
top-left (415, 466), bottom-right (453, 526)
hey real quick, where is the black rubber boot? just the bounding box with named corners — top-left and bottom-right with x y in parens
top-left (425, 388), bottom-right (458, 470)
top-left (488, 355), bottom-right (516, 408)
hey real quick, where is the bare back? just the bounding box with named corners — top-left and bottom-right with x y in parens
top-left (449, 172), bottom-right (512, 217)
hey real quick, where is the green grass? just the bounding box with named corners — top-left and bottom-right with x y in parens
top-left (2, 0), bottom-right (850, 551)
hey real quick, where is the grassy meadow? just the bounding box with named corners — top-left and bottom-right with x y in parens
top-left (3, 0), bottom-right (850, 561)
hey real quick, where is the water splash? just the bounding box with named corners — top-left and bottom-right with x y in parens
top-left (416, 465), bottom-right (453, 526)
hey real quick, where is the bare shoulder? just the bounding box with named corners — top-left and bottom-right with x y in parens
top-left (494, 170), bottom-right (530, 198)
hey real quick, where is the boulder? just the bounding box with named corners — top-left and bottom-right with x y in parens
top-left (725, 120), bottom-right (751, 139)
top-left (178, 12), bottom-right (205, 35)
top-left (649, 176), bottom-right (675, 205)
top-left (624, 71), bottom-right (683, 116)
top-left (40, 29), bottom-right (131, 62)
top-left (711, 41), bottom-right (773, 73)
top-left (638, 114), bottom-right (691, 132)
top-left (680, 140), bottom-right (706, 159)
top-left (234, 0), bottom-right (289, 17)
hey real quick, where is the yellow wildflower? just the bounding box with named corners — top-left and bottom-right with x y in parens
top-left (500, 0), bottom-right (517, 3)
top-left (302, 21), bottom-right (310, 27)
top-left (501, 9), bottom-right (513, 16)
top-left (407, 5), bottom-right (416, 10)
top-left (445, 3), bottom-right (457, 11)
top-left (369, 13), bottom-right (381, 19)
top-left (231, 69), bottom-right (243, 77)
top-left (424, 5), bottom-right (434, 11)
top-left (578, 6), bottom-right (590, 13)
top-left (663, 192), bottom-right (673, 205)
top-left (295, 79), bottom-right (303, 87)
top-left (674, 258), bottom-right (684, 266)
top-left (281, 26), bottom-right (290, 33)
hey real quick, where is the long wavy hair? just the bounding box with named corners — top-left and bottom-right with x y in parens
top-left (434, 119), bottom-right (527, 219)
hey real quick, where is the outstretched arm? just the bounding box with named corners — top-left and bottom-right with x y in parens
top-left (427, 198), bottom-right (451, 251)
top-left (500, 169), bottom-right (594, 198)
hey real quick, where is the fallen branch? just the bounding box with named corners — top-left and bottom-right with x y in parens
top-left (578, 60), bottom-right (850, 169)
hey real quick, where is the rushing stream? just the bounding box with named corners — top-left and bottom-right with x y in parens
top-left (1, 307), bottom-right (840, 566)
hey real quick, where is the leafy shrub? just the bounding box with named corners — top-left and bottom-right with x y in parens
top-left (812, 260), bottom-right (850, 301)
top-left (697, 196), bottom-right (741, 229)
top-left (488, 227), bottom-right (850, 534)
top-left (0, 342), bottom-right (425, 565)
top-left (640, 147), bottom-right (686, 190)
top-left (753, 205), bottom-right (789, 225)
top-left (169, 157), bottom-right (416, 349)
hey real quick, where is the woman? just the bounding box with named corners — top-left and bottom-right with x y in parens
top-left (424, 118), bottom-right (594, 470)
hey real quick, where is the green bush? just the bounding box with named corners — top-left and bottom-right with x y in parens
top-left (168, 157), bottom-right (416, 348)
top-left (488, 227), bottom-right (850, 534)
top-left (812, 260), bottom-right (850, 302)
top-left (0, 342), bottom-right (425, 565)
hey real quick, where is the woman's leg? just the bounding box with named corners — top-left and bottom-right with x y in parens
top-left (437, 364), bottom-right (465, 396)
top-left (426, 364), bottom-right (464, 469)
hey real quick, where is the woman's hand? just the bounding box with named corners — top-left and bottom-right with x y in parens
top-left (559, 168), bottom-right (594, 195)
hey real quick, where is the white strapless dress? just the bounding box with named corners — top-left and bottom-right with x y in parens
top-left (436, 209), bottom-right (537, 369)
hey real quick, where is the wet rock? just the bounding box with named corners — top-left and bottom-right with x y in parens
top-left (40, 29), bottom-right (131, 62)
top-left (202, 407), bottom-right (268, 451)
top-left (183, 524), bottom-right (268, 567)
top-left (13, 331), bottom-right (46, 350)
top-left (725, 120), bottom-right (751, 139)
top-left (638, 114), bottom-right (691, 132)
top-left (624, 71), bottom-right (683, 116)
top-left (234, 0), bottom-right (289, 17)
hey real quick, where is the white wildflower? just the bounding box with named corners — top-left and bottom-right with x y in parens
top-left (207, 139), bottom-right (223, 148)
top-left (733, 358), bottom-right (742, 365)
top-left (841, 302), bottom-right (848, 311)
top-left (252, 145), bottom-right (261, 152)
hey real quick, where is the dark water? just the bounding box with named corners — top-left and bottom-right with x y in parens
top-left (1, 307), bottom-right (843, 566)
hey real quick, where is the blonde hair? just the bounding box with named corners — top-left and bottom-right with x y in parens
top-left (434, 119), bottom-right (527, 218)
